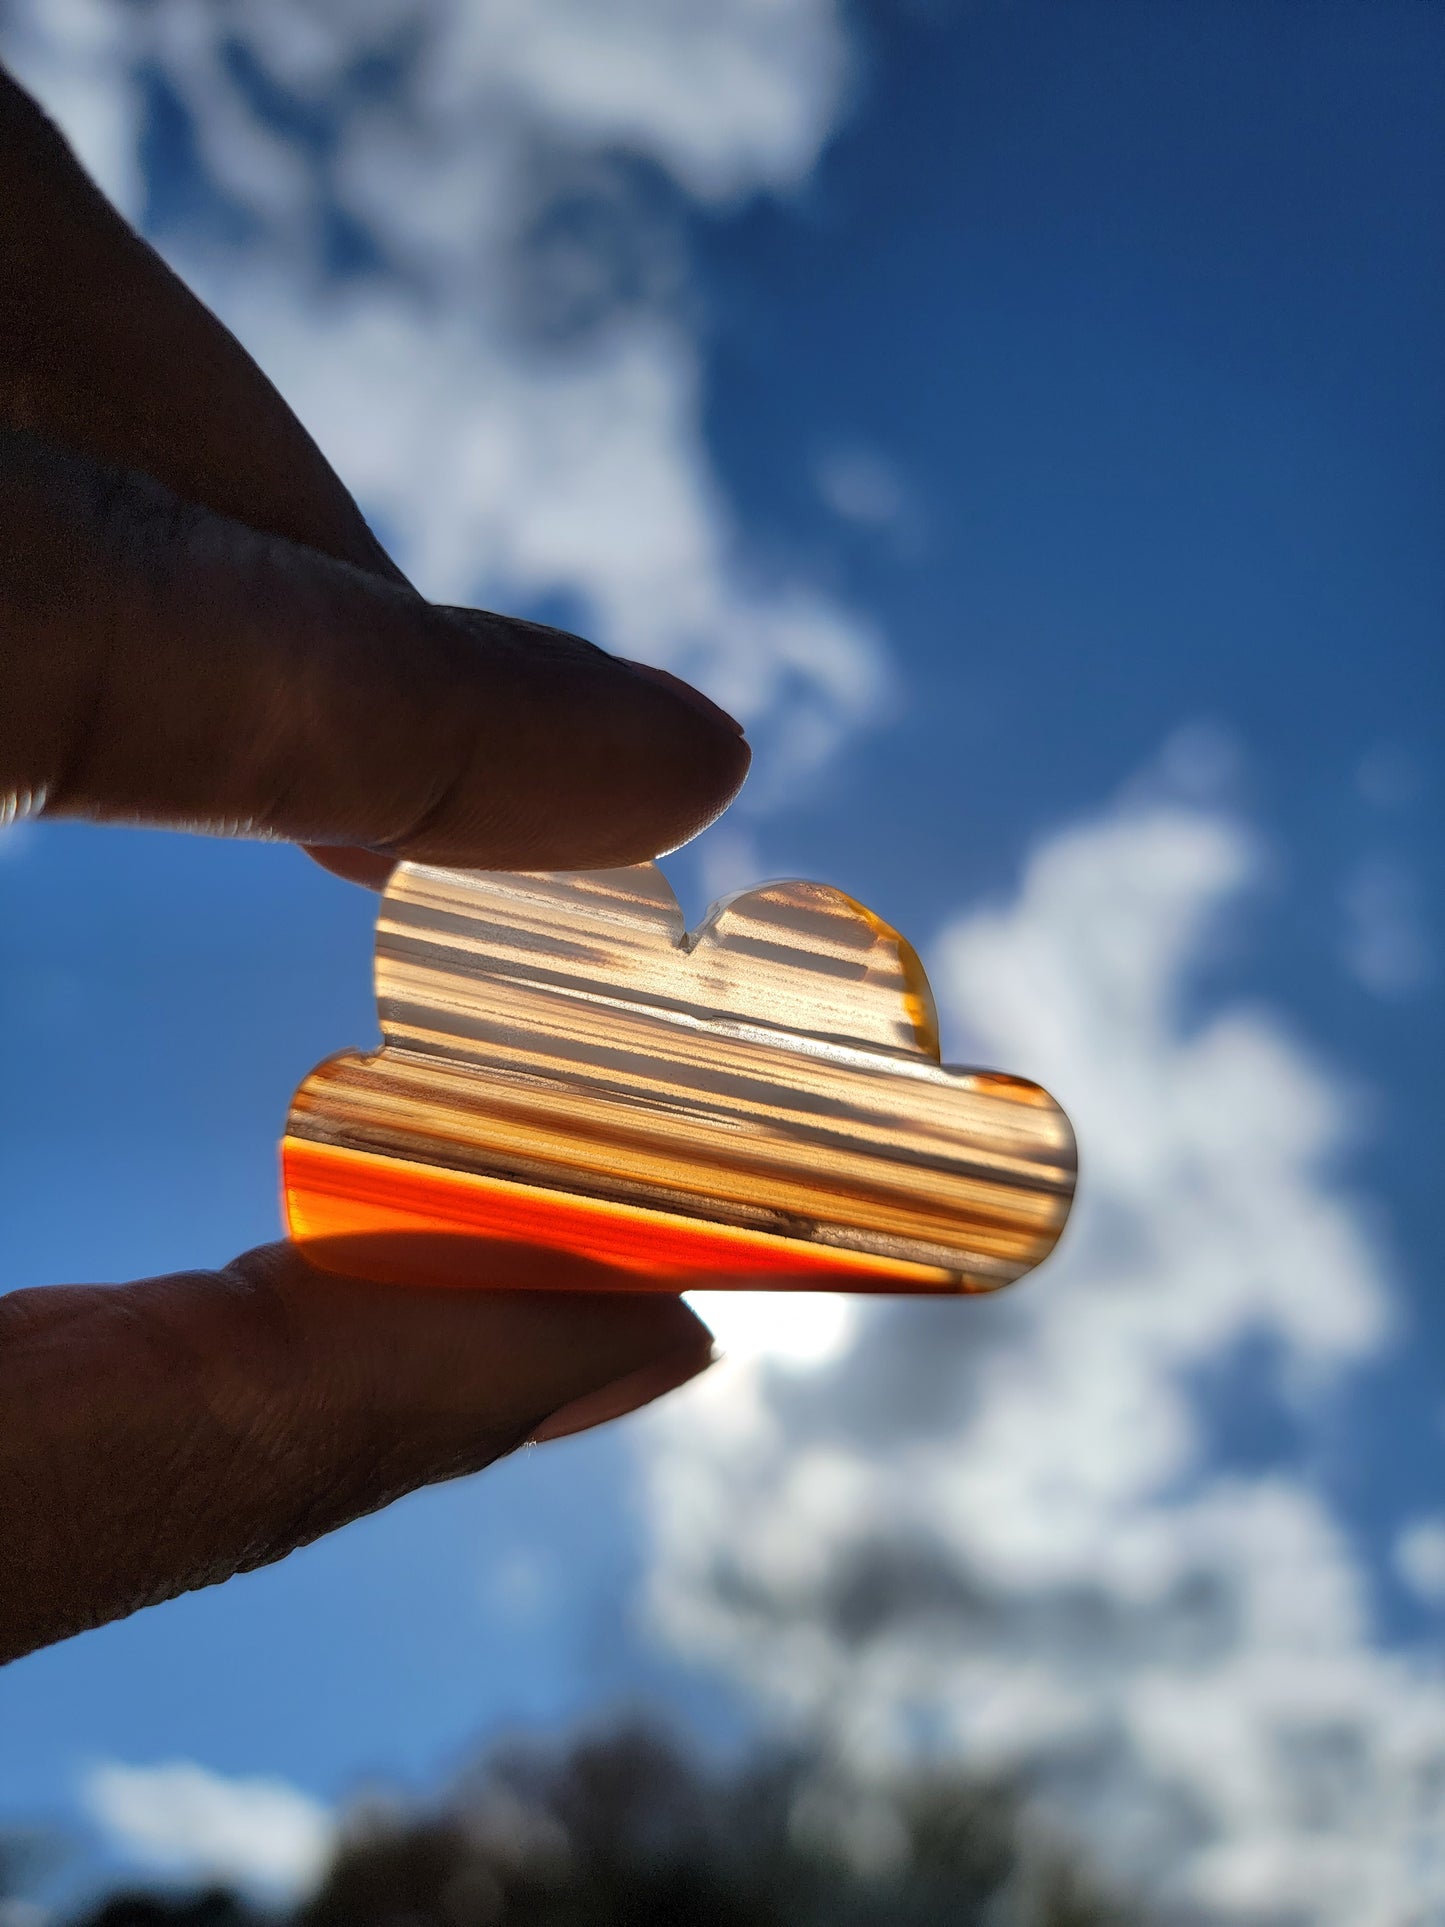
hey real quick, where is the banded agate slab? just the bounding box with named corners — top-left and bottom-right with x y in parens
top-left (283, 862), bottom-right (1076, 1293)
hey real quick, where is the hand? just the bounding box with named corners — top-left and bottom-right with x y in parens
top-left (0, 69), bottom-right (748, 1665)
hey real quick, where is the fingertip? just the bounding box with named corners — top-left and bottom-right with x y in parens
top-left (573, 659), bottom-right (752, 865)
top-left (529, 1330), bottom-right (719, 1444)
top-left (621, 698), bottom-right (752, 863)
top-left (380, 624), bottom-right (753, 872)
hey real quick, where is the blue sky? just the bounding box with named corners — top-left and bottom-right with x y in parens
top-left (1, 3), bottom-right (1441, 1918)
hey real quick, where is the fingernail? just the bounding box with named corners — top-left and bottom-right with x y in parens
top-left (529, 1339), bottom-right (719, 1445)
top-left (620, 660), bottom-right (746, 737)
top-left (301, 844), bottom-right (398, 891)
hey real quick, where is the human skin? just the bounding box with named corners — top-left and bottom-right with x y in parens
top-left (0, 68), bottom-right (749, 1666)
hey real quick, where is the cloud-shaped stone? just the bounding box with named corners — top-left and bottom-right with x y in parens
top-left (283, 863), bottom-right (1075, 1292)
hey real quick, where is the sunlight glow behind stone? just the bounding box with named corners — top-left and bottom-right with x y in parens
top-left (685, 1290), bottom-right (857, 1366)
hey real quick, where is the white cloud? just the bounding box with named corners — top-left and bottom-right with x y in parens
top-left (82, 1760), bottom-right (334, 1899)
top-left (7, 0), bottom-right (849, 212)
top-left (0, 0), bottom-right (883, 792)
top-left (410, 0), bottom-right (851, 205)
top-left (640, 764), bottom-right (1444, 1923)
top-left (1395, 1518), bottom-right (1445, 1608)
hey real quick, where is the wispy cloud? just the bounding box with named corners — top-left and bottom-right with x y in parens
top-left (82, 1760), bottom-right (334, 1899)
top-left (641, 752), bottom-right (1442, 1923)
top-left (812, 441), bottom-right (924, 562)
top-left (1339, 853), bottom-right (1434, 998)
top-left (1395, 1518), bottom-right (1445, 1609)
top-left (814, 443), bottom-right (910, 528)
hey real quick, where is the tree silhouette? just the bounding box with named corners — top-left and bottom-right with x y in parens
top-left (70, 1896), bottom-right (263, 1927)
top-left (59, 1726), bottom-right (1146, 1927)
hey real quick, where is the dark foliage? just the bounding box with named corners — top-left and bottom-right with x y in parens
top-left (71, 1893), bottom-right (265, 1927)
top-left (48, 1727), bottom-right (1147, 1927)
top-left (300, 1726), bottom-right (1145, 1927)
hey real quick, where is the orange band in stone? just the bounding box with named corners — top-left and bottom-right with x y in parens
top-left (283, 1137), bottom-right (957, 1293)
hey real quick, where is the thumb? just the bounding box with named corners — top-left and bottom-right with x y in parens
top-left (0, 1245), bottom-right (715, 1663)
top-left (0, 428), bottom-right (748, 868)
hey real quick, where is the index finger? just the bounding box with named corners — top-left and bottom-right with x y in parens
top-left (1, 429), bottom-right (748, 869)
